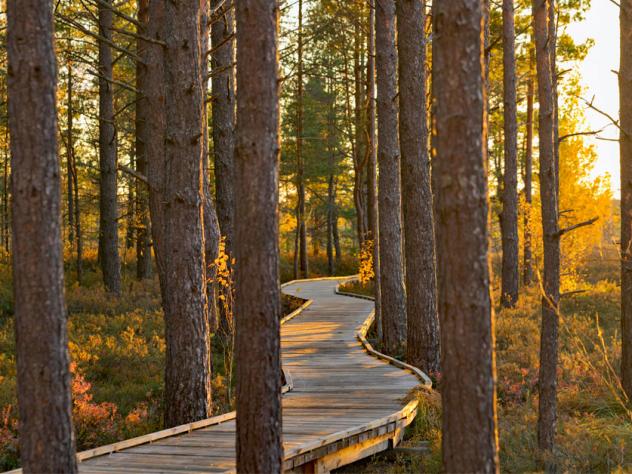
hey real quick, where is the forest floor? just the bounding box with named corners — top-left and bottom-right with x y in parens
top-left (337, 256), bottom-right (631, 473)
top-left (0, 252), bottom-right (357, 471)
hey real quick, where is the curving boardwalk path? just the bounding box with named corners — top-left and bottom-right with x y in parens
top-left (73, 278), bottom-right (425, 473)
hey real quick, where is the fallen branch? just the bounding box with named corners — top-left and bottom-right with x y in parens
top-left (561, 290), bottom-right (588, 298)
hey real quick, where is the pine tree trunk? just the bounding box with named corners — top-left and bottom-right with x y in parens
top-left (500, 0), bottom-right (519, 307)
top-left (98, 0), bottom-right (122, 295)
top-left (367, 0), bottom-right (382, 341)
top-left (432, 0), bottom-right (499, 471)
top-left (549, 0), bottom-right (560, 202)
top-left (7, 1), bottom-right (78, 470)
top-left (375, 0), bottom-right (406, 354)
top-left (135, 0), bottom-right (153, 280)
top-left (533, 0), bottom-right (561, 461)
top-left (234, 1), bottom-right (283, 471)
top-left (295, 0), bottom-right (308, 279)
top-left (619, 0), bottom-right (632, 404)
top-left (396, 0), bottom-right (439, 373)
top-left (146, 0), bottom-right (213, 428)
top-left (66, 60), bottom-right (75, 247)
top-left (523, 48), bottom-right (535, 286)
top-left (353, 20), bottom-right (367, 246)
top-left (211, 0), bottom-right (236, 253)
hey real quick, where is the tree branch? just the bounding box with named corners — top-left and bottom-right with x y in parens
top-left (118, 165), bottom-right (148, 185)
top-left (557, 217), bottom-right (599, 237)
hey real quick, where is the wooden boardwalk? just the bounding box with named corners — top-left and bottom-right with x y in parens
top-left (57, 278), bottom-right (429, 473)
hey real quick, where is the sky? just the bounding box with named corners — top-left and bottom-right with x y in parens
top-left (567, 0), bottom-right (620, 197)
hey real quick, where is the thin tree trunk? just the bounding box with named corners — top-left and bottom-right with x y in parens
top-left (353, 20), bottom-right (367, 246)
top-left (327, 78), bottom-right (336, 276)
top-left (619, 0), bottom-right (632, 405)
top-left (201, 0), bottom-right (221, 333)
top-left (234, 0), bottom-right (283, 471)
top-left (2, 134), bottom-right (8, 252)
top-left (134, 0), bottom-right (153, 280)
top-left (295, 0), bottom-right (308, 279)
top-left (66, 59), bottom-right (75, 247)
top-left (211, 0), bottom-right (236, 253)
top-left (376, 0), bottom-right (406, 354)
top-left (146, 0), bottom-right (212, 427)
top-left (500, 0), bottom-right (519, 307)
top-left (7, 0), bottom-right (78, 470)
top-left (125, 165), bottom-right (135, 249)
top-left (397, 0), bottom-right (440, 373)
top-left (533, 0), bottom-right (561, 462)
top-left (523, 47), bottom-right (535, 286)
top-left (432, 0), bottom-right (499, 471)
top-left (549, 0), bottom-right (560, 202)
top-left (74, 156), bottom-right (83, 285)
top-left (98, 0), bottom-right (122, 295)
top-left (367, 0), bottom-right (382, 341)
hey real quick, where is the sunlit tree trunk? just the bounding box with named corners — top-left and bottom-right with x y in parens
top-left (295, 0), bottom-right (308, 280)
top-left (396, 0), bottom-right (440, 373)
top-left (376, 0), bottom-right (406, 354)
top-left (432, 0), bottom-right (499, 471)
top-left (146, 0), bottom-right (212, 428)
top-left (619, 0), bottom-right (632, 403)
top-left (211, 0), bottom-right (236, 254)
top-left (500, 0), bottom-right (519, 307)
top-left (98, 0), bottom-right (122, 295)
top-left (524, 47), bottom-right (535, 286)
top-left (533, 0), bottom-right (561, 462)
top-left (7, 0), bottom-right (78, 470)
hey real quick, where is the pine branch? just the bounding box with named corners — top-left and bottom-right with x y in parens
top-left (557, 217), bottom-right (599, 237)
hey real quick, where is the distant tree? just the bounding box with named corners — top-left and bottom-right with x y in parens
top-left (145, 0), bottom-right (213, 427)
top-left (500, 0), bottom-right (519, 307)
top-left (396, 0), bottom-right (440, 373)
top-left (532, 0), bottom-right (561, 462)
top-left (523, 47), bottom-right (535, 286)
top-left (97, 0), bottom-right (122, 295)
top-left (7, 0), bottom-right (78, 470)
top-left (375, 0), bottom-right (406, 354)
top-left (234, 0), bottom-right (283, 471)
top-left (620, 0), bottom-right (632, 402)
top-left (432, 0), bottom-right (499, 471)
top-left (135, 0), bottom-right (152, 280)
top-left (211, 0), bottom-right (236, 254)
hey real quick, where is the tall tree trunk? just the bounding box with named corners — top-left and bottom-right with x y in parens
top-left (533, 0), bottom-right (561, 462)
top-left (295, 0), bottom-right (308, 279)
top-left (234, 0), bottom-right (283, 471)
top-left (432, 0), bottom-right (499, 471)
top-left (367, 0), bottom-right (382, 341)
top-left (211, 0), bottom-right (236, 253)
top-left (619, 0), bottom-right (632, 405)
top-left (523, 47), bottom-right (535, 286)
top-left (125, 167), bottom-right (135, 249)
top-left (146, 0), bottom-right (212, 428)
top-left (397, 0), bottom-right (440, 373)
top-left (549, 0), bottom-right (560, 202)
top-left (74, 158), bottom-right (83, 285)
top-left (500, 0), bottom-right (519, 307)
top-left (66, 59), bottom-right (75, 247)
top-left (7, 0), bottom-right (78, 470)
top-left (98, 0), bottom-right (122, 295)
top-left (134, 0), bottom-right (153, 280)
top-left (375, 0), bottom-right (406, 354)
top-left (201, 0), bottom-right (222, 333)
top-left (327, 78), bottom-right (336, 276)
top-left (353, 20), bottom-right (367, 246)
top-left (2, 136), bottom-right (8, 253)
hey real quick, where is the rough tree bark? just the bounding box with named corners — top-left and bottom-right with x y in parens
top-left (211, 0), bottom-right (236, 253)
top-left (66, 59), bottom-right (75, 247)
top-left (235, 0), bottom-right (283, 471)
top-left (135, 0), bottom-right (153, 280)
top-left (500, 0), bottom-right (519, 307)
top-left (98, 0), bottom-right (122, 295)
top-left (375, 0), bottom-right (406, 354)
top-left (367, 0), bottom-right (382, 341)
top-left (432, 0), bottom-right (499, 471)
top-left (146, 0), bottom-right (212, 427)
top-left (353, 20), bottom-right (367, 246)
top-left (7, 0), bottom-right (78, 470)
top-left (524, 47), bottom-right (535, 286)
top-left (396, 0), bottom-right (440, 373)
top-left (533, 0), bottom-right (561, 461)
top-left (620, 0), bottom-right (632, 403)
top-left (295, 0), bottom-right (308, 280)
